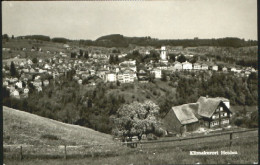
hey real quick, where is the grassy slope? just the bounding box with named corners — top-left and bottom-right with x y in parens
top-left (3, 106), bottom-right (115, 146)
top-left (5, 131), bottom-right (258, 164)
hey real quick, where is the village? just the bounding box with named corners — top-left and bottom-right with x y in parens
top-left (2, 42), bottom-right (257, 100)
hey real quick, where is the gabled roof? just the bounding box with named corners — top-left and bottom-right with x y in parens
top-left (197, 96), bottom-right (230, 118)
top-left (171, 103), bottom-right (199, 125)
top-left (182, 61), bottom-right (192, 65)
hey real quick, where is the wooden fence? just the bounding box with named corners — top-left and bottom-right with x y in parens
top-left (122, 128), bottom-right (258, 147)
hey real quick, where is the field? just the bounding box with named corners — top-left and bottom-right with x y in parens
top-left (3, 106), bottom-right (258, 164)
top-left (4, 132), bottom-right (258, 165)
top-left (3, 106), bottom-right (116, 146)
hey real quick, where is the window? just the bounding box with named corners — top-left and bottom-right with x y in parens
top-left (221, 119), bottom-right (229, 124)
top-left (220, 107), bottom-right (223, 111)
top-left (211, 121), bottom-right (219, 126)
top-left (221, 113), bottom-right (226, 117)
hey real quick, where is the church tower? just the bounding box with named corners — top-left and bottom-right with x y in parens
top-left (160, 46), bottom-right (167, 60)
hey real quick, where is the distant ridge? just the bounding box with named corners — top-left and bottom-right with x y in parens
top-left (6, 33), bottom-right (258, 48)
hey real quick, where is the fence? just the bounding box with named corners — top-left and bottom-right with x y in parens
top-left (3, 128), bottom-right (258, 160)
top-left (122, 128), bottom-right (258, 146)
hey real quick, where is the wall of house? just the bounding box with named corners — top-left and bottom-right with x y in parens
top-left (163, 110), bottom-right (182, 134)
top-left (209, 102), bottom-right (232, 128)
top-left (186, 122), bottom-right (200, 132)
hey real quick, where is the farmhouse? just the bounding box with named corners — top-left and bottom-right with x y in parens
top-left (197, 97), bottom-right (232, 128)
top-left (163, 96), bottom-right (232, 134)
top-left (163, 103), bottom-right (200, 134)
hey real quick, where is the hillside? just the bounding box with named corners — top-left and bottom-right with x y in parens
top-left (3, 106), bottom-right (115, 146)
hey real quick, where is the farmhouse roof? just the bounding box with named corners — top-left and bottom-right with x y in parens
top-left (171, 103), bottom-right (199, 125)
top-left (196, 96), bottom-right (229, 118)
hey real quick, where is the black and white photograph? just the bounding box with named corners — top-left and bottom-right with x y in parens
top-left (1, 0), bottom-right (258, 164)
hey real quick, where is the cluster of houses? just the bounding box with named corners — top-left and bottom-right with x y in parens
top-left (2, 45), bottom-right (257, 99)
top-left (163, 96), bottom-right (233, 135)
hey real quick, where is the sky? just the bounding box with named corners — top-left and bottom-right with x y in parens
top-left (2, 0), bottom-right (258, 40)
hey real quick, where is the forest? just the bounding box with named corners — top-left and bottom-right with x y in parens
top-left (7, 34), bottom-right (257, 48)
top-left (2, 70), bottom-right (258, 135)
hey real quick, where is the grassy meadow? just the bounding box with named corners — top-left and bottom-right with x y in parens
top-left (3, 106), bottom-right (258, 164)
top-left (4, 136), bottom-right (258, 165)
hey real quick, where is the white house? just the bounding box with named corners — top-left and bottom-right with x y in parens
top-left (231, 67), bottom-right (237, 72)
top-left (20, 62), bottom-right (25, 67)
top-left (29, 68), bottom-right (36, 73)
top-left (11, 90), bottom-right (20, 99)
top-left (24, 87), bottom-right (29, 94)
top-left (43, 80), bottom-right (50, 86)
top-left (78, 79), bottom-right (83, 85)
top-left (27, 59), bottom-right (33, 65)
top-left (33, 80), bottom-right (42, 87)
top-left (3, 81), bottom-right (8, 86)
top-left (117, 69), bottom-right (136, 83)
top-left (120, 60), bottom-right (136, 66)
top-left (15, 81), bottom-right (23, 89)
top-left (35, 75), bottom-right (41, 80)
top-left (173, 61), bottom-right (182, 71)
top-left (36, 86), bottom-right (42, 92)
top-left (182, 61), bottom-right (192, 70)
top-left (222, 67), bottom-right (228, 72)
top-left (193, 63), bottom-right (201, 70)
top-left (201, 64), bottom-right (209, 70)
top-left (105, 72), bottom-right (117, 82)
top-left (150, 68), bottom-right (162, 79)
top-left (44, 64), bottom-right (51, 70)
top-left (212, 65), bottom-right (218, 71)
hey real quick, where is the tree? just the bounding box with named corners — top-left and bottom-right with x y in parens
top-left (10, 62), bottom-right (17, 77)
top-left (84, 51), bottom-right (89, 59)
top-left (177, 54), bottom-right (186, 63)
top-left (115, 55), bottom-right (119, 64)
top-left (79, 49), bottom-right (83, 58)
top-left (161, 71), bottom-right (167, 81)
top-left (110, 100), bottom-right (161, 140)
top-left (12, 35), bottom-right (14, 39)
top-left (168, 53), bottom-right (176, 62)
top-left (109, 55), bottom-right (115, 64)
top-left (149, 73), bottom-right (155, 83)
top-left (32, 57), bottom-right (38, 64)
top-left (2, 34), bottom-right (9, 41)
top-left (71, 52), bottom-right (76, 58)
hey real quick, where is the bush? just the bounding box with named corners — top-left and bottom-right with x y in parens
top-left (147, 133), bottom-right (158, 140)
top-left (233, 117), bottom-right (244, 126)
top-left (154, 127), bottom-right (165, 137)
